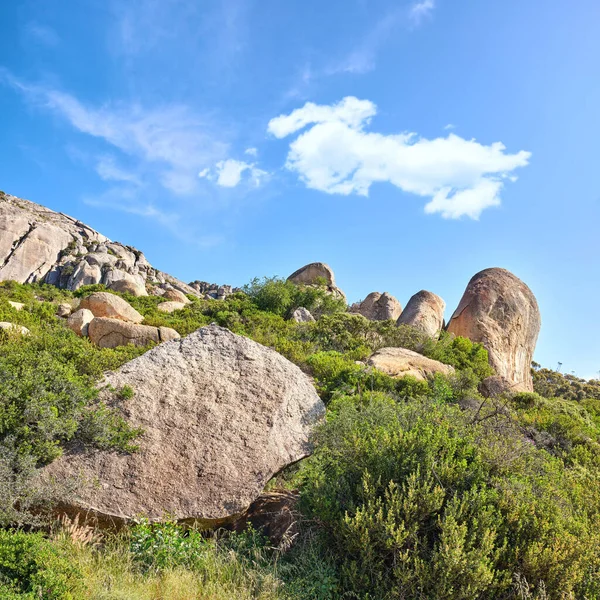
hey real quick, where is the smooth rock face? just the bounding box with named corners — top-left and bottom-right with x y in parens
top-left (447, 268), bottom-right (540, 392)
top-left (42, 325), bottom-right (325, 523)
top-left (109, 278), bottom-right (148, 297)
top-left (287, 262), bottom-right (346, 302)
top-left (79, 292), bottom-right (143, 324)
top-left (350, 292), bottom-right (402, 321)
top-left (157, 301), bottom-right (187, 314)
top-left (66, 309), bottom-right (94, 337)
top-left (397, 290), bottom-right (446, 337)
top-left (161, 289), bottom-right (190, 304)
top-left (290, 307), bottom-right (316, 323)
top-left (0, 192), bottom-right (197, 295)
top-left (88, 317), bottom-right (179, 348)
top-left (0, 322), bottom-right (30, 335)
top-left (367, 347), bottom-right (454, 381)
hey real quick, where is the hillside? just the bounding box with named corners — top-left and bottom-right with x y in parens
top-left (1, 193), bottom-right (600, 599)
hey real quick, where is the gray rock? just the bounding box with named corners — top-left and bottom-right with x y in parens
top-left (161, 289), bottom-right (190, 304)
top-left (367, 347), bottom-right (454, 381)
top-left (0, 322), bottom-right (30, 336)
top-left (350, 292), bottom-right (402, 321)
top-left (447, 268), bottom-right (541, 392)
top-left (109, 278), bottom-right (148, 297)
top-left (0, 193), bottom-right (197, 295)
top-left (88, 317), bottom-right (179, 348)
top-left (41, 325), bottom-right (325, 523)
top-left (290, 307), bottom-right (316, 323)
top-left (56, 303), bottom-right (72, 318)
top-left (66, 308), bottom-right (94, 337)
top-left (156, 301), bottom-right (187, 314)
top-left (397, 290), bottom-right (446, 337)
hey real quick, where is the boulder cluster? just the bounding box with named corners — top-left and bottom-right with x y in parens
top-left (0, 192), bottom-right (543, 532)
top-left (66, 292), bottom-right (180, 349)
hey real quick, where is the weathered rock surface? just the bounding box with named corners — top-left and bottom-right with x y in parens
top-left (88, 317), bottom-right (179, 348)
top-left (66, 309), bottom-right (94, 337)
top-left (478, 375), bottom-right (515, 398)
top-left (0, 322), bottom-right (30, 335)
top-left (367, 347), bottom-right (455, 381)
top-left (156, 301), bottom-right (187, 314)
top-left (287, 262), bottom-right (346, 302)
top-left (161, 288), bottom-right (190, 304)
top-left (350, 292), bottom-right (402, 321)
top-left (447, 268), bottom-right (540, 392)
top-left (290, 307), bottom-right (315, 323)
top-left (109, 278), bottom-right (147, 297)
top-left (56, 303), bottom-right (72, 318)
top-left (397, 290), bottom-right (446, 337)
top-left (42, 325), bottom-right (325, 523)
top-left (79, 292), bottom-right (143, 324)
top-left (7, 301), bottom-right (24, 311)
top-left (188, 281), bottom-right (239, 300)
top-left (0, 192), bottom-right (197, 295)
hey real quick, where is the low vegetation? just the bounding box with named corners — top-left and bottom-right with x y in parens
top-left (2, 279), bottom-right (600, 598)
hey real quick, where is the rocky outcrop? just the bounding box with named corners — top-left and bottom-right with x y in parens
top-left (350, 292), bottom-right (402, 321)
top-left (67, 309), bottom-right (94, 337)
top-left (56, 303), bottom-right (72, 318)
top-left (287, 262), bottom-right (346, 302)
top-left (478, 375), bottom-right (515, 398)
top-left (447, 268), bottom-right (540, 392)
top-left (88, 317), bottom-right (180, 349)
top-left (188, 281), bottom-right (239, 300)
top-left (397, 290), bottom-right (445, 337)
top-left (79, 292), bottom-right (143, 324)
top-left (290, 307), bottom-right (315, 323)
top-left (0, 192), bottom-right (197, 295)
top-left (41, 325), bottom-right (325, 523)
top-left (367, 347), bottom-right (454, 381)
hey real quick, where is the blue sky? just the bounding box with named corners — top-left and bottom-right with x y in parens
top-left (1, 0), bottom-right (599, 376)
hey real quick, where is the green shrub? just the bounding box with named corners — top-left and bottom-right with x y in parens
top-left (0, 530), bottom-right (81, 599)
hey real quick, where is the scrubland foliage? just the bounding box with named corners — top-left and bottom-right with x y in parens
top-left (1, 279), bottom-right (600, 598)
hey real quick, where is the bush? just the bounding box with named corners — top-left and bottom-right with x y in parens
top-left (0, 530), bottom-right (81, 599)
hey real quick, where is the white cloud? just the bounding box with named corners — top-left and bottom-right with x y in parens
top-left (244, 147), bottom-right (258, 157)
top-left (410, 0), bottom-right (435, 25)
top-left (267, 96), bottom-right (531, 220)
top-left (96, 156), bottom-right (141, 185)
top-left (444, 123), bottom-right (456, 130)
top-left (203, 159), bottom-right (268, 188)
top-left (25, 23), bottom-right (60, 46)
top-left (1, 72), bottom-right (229, 196)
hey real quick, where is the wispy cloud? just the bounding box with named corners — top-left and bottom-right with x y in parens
top-left (24, 22), bottom-right (60, 46)
top-left (199, 159), bottom-right (269, 188)
top-left (268, 96), bottom-right (531, 220)
top-left (409, 0), bottom-right (435, 26)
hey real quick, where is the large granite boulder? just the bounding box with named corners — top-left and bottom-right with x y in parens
top-left (66, 309), bottom-right (94, 337)
top-left (161, 288), bottom-right (190, 304)
top-left (157, 301), bottom-right (187, 314)
top-left (41, 325), bottom-right (325, 523)
top-left (79, 292), bottom-right (143, 324)
top-left (350, 292), bottom-right (402, 321)
top-left (447, 268), bottom-right (540, 392)
top-left (397, 290), bottom-right (446, 337)
top-left (367, 347), bottom-right (454, 381)
top-left (290, 307), bottom-right (315, 323)
top-left (0, 192), bottom-right (198, 295)
top-left (88, 317), bottom-right (179, 348)
top-left (109, 278), bottom-right (148, 297)
top-left (287, 262), bottom-right (346, 302)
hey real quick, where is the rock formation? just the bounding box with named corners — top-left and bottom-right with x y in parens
top-left (350, 292), bottom-right (402, 321)
top-left (67, 309), bottom-right (94, 337)
top-left (0, 322), bottom-right (30, 335)
top-left (41, 325), bottom-right (325, 524)
top-left (367, 347), bottom-right (454, 381)
top-left (161, 289), bottom-right (190, 304)
top-left (88, 317), bottom-right (180, 349)
top-left (290, 307), bottom-right (315, 323)
top-left (287, 262), bottom-right (346, 302)
top-left (157, 301), bottom-right (187, 314)
top-left (447, 268), bottom-right (540, 392)
top-left (0, 192), bottom-right (197, 295)
top-left (188, 281), bottom-right (239, 300)
top-left (397, 290), bottom-right (445, 337)
top-left (79, 292), bottom-right (143, 324)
